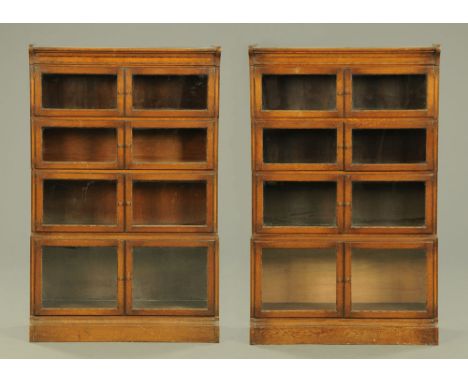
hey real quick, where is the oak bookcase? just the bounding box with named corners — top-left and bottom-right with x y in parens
top-left (29, 47), bottom-right (220, 342)
top-left (249, 47), bottom-right (439, 345)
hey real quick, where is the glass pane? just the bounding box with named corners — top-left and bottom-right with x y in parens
top-left (263, 129), bottom-right (337, 164)
top-left (264, 181), bottom-right (336, 227)
top-left (132, 246), bottom-right (207, 309)
top-left (352, 75), bottom-right (427, 110)
top-left (132, 75), bottom-right (208, 110)
top-left (42, 127), bottom-right (117, 163)
top-left (352, 181), bottom-right (425, 227)
top-left (43, 179), bottom-right (117, 225)
top-left (261, 248), bottom-right (336, 311)
top-left (352, 128), bottom-right (426, 164)
top-left (42, 246), bottom-right (117, 308)
top-left (262, 75), bottom-right (336, 110)
top-left (132, 128), bottom-right (206, 163)
top-left (42, 74), bottom-right (117, 109)
top-left (132, 181), bottom-right (206, 226)
top-left (352, 248), bottom-right (427, 311)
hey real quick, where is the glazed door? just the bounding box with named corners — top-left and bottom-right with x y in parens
top-left (344, 173), bottom-right (434, 234)
top-left (34, 65), bottom-right (124, 117)
top-left (255, 173), bottom-right (344, 234)
top-left (34, 172), bottom-right (125, 232)
top-left (344, 241), bottom-right (435, 318)
top-left (126, 120), bottom-right (215, 170)
top-left (126, 172), bottom-right (215, 233)
top-left (125, 239), bottom-right (216, 315)
top-left (344, 66), bottom-right (436, 118)
top-left (125, 67), bottom-right (217, 117)
top-left (344, 120), bottom-right (435, 171)
top-left (253, 66), bottom-right (344, 118)
top-left (33, 118), bottom-right (125, 169)
top-left (253, 241), bottom-right (344, 318)
top-left (255, 120), bottom-right (343, 171)
top-left (33, 238), bottom-right (124, 315)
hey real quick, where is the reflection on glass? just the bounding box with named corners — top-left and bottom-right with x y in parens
top-left (132, 128), bottom-right (206, 163)
top-left (352, 181), bottom-right (425, 227)
top-left (263, 129), bottom-right (337, 164)
top-left (261, 248), bottom-right (336, 311)
top-left (132, 75), bottom-right (208, 110)
top-left (42, 127), bottom-right (117, 163)
top-left (352, 248), bottom-right (427, 311)
top-left (42, 74), bottom-right (117, 109)
top-left (132, 246), bottom-right (207, 309)
top-left (352, 128), bottom-right (426, 164)
top-left (43, 180), bottom-right (117, 225)
top-left (42, 246), bottom-right (118, 308)
top-left (262, 75), bottom-right (336, 110)
top-left (132, 181), bottom-right (206, 226)
top-left (352, 75), bottom-right (427, 110)
top-left (263, 181), bottom-right (336, 227)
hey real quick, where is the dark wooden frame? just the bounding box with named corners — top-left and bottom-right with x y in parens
top-left (32, 237), bottom-right (125, 316)
top-left (125, 239), bottom-right (216, 316)
top-left (33, 118), bottom-right (125, 170)
top-left (252, 240), bottom-right (344, 318)
top-left (33, 65), bottom-right (125, 117)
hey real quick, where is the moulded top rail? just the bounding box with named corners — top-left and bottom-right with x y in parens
top-left (249, 46), bottom-right (440, 66)
top-left (29, 46), bottom-right (221, 66)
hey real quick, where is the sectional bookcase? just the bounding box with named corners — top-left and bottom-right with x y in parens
top-left (29, 47), bottom-right (220, 342)
top-left (249, 47), bottom-right (439, 345)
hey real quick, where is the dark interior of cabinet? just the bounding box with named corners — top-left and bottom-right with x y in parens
top-left (132, 128), bottom-right (206, 163)
top-left (132, 181), bottom-right (206, 226)
top-left (352, 75), bottom-right (427, 110)
top-left (132, 75), bottom-right (208, 110)
top-left (42, 246), bottom-right (118, 308)
top-left (351, 248), bottom-right (427, 311)
top-left (42, 74), bottom-right (117, 109)
top-left (42, 127), bottom-right (117, 163)
top-left (352, 181), bottom-right (426, 227)
top-left (263, 181), bottom-right (336, 227)
top-left (42, 179), bottom-right (117, 225)
top-left (262, 75), bottom-right (336, 110)
top-left (132, 246), bottom-right (207, 309)
top-left (352, 128), bottom-right (426, 164)
top-left (261, 248), bottom-right (336, 311)
top-left (263, 128), bottom-right (337, 164)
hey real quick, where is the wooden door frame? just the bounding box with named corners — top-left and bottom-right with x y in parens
top-left (34, 171), bottom-right (125, 232)
top-left (344, 119), bottom-right (435, 172)
top-left (125, 119), bottom-right (216, 170)
top-left (32, 118), bottom-right (125, 170)
top-left (344, 241), bottom-right (435, 318)
top-left (252, 240), bottom-right (344, 318)
top-left (125, 171), bottom-right (216, 233)
top-left (254, 119), bottom-right (344, 171)
top-left (124, 239), bottom-right (216, 316)
top-left (32, 237), bottom-right (125, 316)
top-left (344, 172), bottom-right (434, 234)
top-left (254, 172), bottom-right (344, 234)
top-left (33, 64), bottom-right (124, 117)
top-left (344, 65), bottom-right (436, 118)
top-left (252, 65), bottom-right (344, 119)
top-left (124, 66), bottom-right (217, 118)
